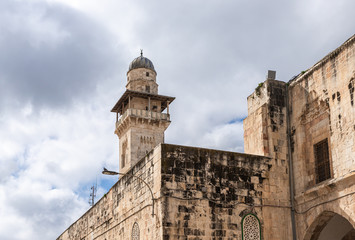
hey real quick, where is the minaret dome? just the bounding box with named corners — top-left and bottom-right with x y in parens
top-left (126, 52), bottom-right (158, 94)
top-left (128, 50), bottom-right (156, 74)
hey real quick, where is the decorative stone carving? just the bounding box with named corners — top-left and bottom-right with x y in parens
top-left (242, 214), bottom-right (260, 240)
top-left (132, 222), bottom-right (140, 240)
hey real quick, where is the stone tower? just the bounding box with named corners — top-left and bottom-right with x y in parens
top-left (111, 53), bottom-right (175, 173)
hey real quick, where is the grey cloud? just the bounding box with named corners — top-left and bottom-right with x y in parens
top-left (135, 0), bottom-right (355, 82)
top-left (117, 0), bottom-right (355, 148)
top-left (0, 0), bottom-right (121, 111)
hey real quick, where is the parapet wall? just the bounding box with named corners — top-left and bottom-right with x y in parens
top-left (160, 144), bottom-right (291, 240)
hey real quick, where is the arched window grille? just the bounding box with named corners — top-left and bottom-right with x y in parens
top-left (132, 222), bottom-right (140, 240)
top-left (242, 214), bottom-right (261, 240)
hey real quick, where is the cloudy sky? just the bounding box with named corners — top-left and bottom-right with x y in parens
top-left (0, 0), bottom-right (354, 239)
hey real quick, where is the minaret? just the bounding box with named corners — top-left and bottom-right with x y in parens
top-left (111, 52), bottom-right (175, 173)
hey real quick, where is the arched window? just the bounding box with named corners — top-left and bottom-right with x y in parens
top-left (132, 222), bottom-right (140, 240)
top-left (121, 140), bottom-right (127, 168)
top-left (242, 214), bottom-right (261, 240)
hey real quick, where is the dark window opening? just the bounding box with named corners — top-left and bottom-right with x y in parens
top-left (152, 105), bottom-right (157, 111)
top-left (336, 91), bottom-right (341, 102)
top-left (146, 72), bottom-right (149, 77)
top-left (145, 106), bottom-right (148, 110)
top-left (145, 85), bottom-right (150, 93)
top-left (314, 139), bottom-right (331, 183)
top-left (349, 79), bottom-right (354, 106)
top-left (121, 141), bottom-right (127, 169)
top-left (121, 154), bottom-right (125, 168)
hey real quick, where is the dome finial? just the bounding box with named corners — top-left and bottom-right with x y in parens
top-left (140, 49), bottom-right (143, 57)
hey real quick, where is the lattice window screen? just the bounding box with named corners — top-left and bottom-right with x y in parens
top-left (242, 214), bottom-right (261, 240)
top-left (132, 222), bottom-right (140, 240)
top-left (314, 139), bottom-right (331, 183)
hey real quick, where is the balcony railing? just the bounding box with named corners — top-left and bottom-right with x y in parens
top-left (116, 108), bottom-right (170, 126)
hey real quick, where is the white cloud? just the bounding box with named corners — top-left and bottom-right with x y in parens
top-left (199, 121), bottom-right (245, 153)
top-left (0, 96), bottom-right (118, 238)
top-left (0, 175), bottom-right (87, 240)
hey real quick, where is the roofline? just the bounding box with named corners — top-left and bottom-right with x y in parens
top-left (111, 90), bottom-right (175, 113)
top-left (289, 34), bottom-right (355, 86)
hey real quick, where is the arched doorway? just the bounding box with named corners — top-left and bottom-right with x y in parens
top-left (305, 211), bottom-right (355, 240)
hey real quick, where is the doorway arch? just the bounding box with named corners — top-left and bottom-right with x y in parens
top-left (304, 211), bottom-right (355, 240)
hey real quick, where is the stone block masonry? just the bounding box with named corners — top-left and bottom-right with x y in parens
top-left (244, 34), bottom-right (355, 239)
top-left (288, 34), bottom-right (355, 239)
top-left (160, 144), bottom-right (291, 240)
top-left (57, 146), bottom-right (165, 240)
top-left (58, 143), bottom-right (292, 240)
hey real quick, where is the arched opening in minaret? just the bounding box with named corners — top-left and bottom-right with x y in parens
top-left (121, 140), bottom-right (127, 169)
top-left (304, 211), bottom-right (355, 240)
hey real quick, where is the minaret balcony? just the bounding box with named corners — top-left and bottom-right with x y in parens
top-left (116, 108), bottom-right (170, 127)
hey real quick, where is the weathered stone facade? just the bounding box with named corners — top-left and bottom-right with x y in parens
top-left (160, 144), bottom-right (291, 239)
top-left (58, 35), bottom-right (355, 240)
top-left (57, 144), bottom-right (290, 240)
top-left (289, 35), bottom-right (355, 240)
top-left (58, 145), bottom-right (164, 240)
top-left (244, 34), bottom-right (355, 239)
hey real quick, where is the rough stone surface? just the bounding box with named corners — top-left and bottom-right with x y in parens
top-left (160, 144), bottom-right (290, 240)
top-left (289, 35), bottom-right (355, 240)
top-left (244, 34), bottom-right (355, 239)
top-left (116, 65), bottom-right (172, 173)
top-left (57, 146), bottom-right (164, 240)
top-left (57, 144), bottom-right (290, 240)
top-left (127, 68), bottom-right (158, 94)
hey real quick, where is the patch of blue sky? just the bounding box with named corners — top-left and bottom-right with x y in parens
top-left (227, 117), bottom-right (246, 124)
top-left (99, 177), bottom-right (117, 193)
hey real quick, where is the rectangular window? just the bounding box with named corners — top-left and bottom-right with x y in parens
top-left (314, 139), bottom-right (331, 183)
top-left (145, 85), bottom-right (150, 93)
top-left (146, 72), bottom-right (149, 77)
top-left (121, 154), bottom-right (125, 168)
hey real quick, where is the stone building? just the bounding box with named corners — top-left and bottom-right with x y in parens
top-left (58, 35), bottom-right (355, 240)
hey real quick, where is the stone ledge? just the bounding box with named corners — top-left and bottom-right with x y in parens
top-left (295, 170), bottom-right (355, 205)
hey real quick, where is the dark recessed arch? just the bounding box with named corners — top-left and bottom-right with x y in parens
top-left (303, 211), bottom-right (355, 240)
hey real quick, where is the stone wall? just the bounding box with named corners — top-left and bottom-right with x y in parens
top-left (289, 35), bottom-right (355, 239)
top-left (127, 68), bottom-right (158, 94)
top-left (289, 35), bottom-right (355, 192)
top-left (58, 143), bottom-right (292, 240)
top-left (57, 145), bottom-right (164, 240)
top-left (244, 79), bottom-right (287, 159)
top-left (244, 34), bottom-right (355, 239)
top-left (160, 144), bottom-right (291, 240)
top-left (243, 79), bottom-right (292, 239)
